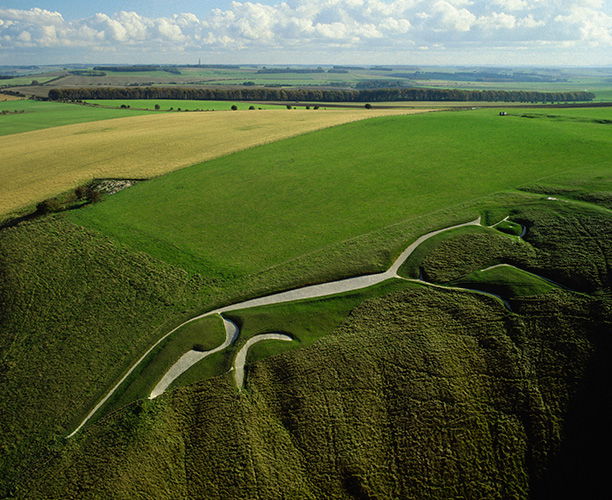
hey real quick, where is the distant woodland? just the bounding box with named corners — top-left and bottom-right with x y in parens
top-left (49, 87), bottom-right (595, 103)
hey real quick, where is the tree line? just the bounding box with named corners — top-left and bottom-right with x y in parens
top-left (256, 67), bottom-right (326, 74)
top-left (92, 65), bottom-right (181, 74)
top-left (48, 86), bottom-right (595, 103)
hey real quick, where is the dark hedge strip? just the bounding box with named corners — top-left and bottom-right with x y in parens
top-left (48, 86), bottom-right (595, 103)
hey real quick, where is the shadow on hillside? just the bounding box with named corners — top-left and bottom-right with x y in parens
top-left (531, 298), bottom-right (612, 499)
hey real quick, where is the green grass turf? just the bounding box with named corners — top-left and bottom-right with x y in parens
top-left (508, 107), bottom-right (612, 122)
top-left (92, 70), bottom-right (185, 78)
top-left (170, 279), bottom-right (414, 391)
top-left (103, 315), bottom-right (226, 413)
top-left (20, 284), bottom-right (611, 499)
top-left (450, 264), bottom-right (557, 298)
top-left (84, 99), bottom-right (291, 111)
top-left (494, 220), bottom-right (523, 236)
top-left (416, 200), bottom-right (610, 293)
top-left (397, 225), bottom-right (494, 279)
top-left (0, 216), bottom-right (209, 492)
top-left (0, 99), bottom-right (154, 135)
top-left (68, 108), bottom-right (612, 281)
top-left (593, 88), bottom-right (612, 101)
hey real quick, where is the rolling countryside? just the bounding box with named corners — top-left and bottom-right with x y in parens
top-left (0, 38), bottom-right (611, 498)
top-left (0, 107), bottom-right (423, 219)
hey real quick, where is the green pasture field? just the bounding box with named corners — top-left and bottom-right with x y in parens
top-left (451, 264), bottom-right (557, 298)
top-left (593, 88), bottom-right (612, 101)
top-left (85, 99), bottom-right (297, 110)
top-left (93, 70), bottom-right (184, 78)
top-left (195, 78), bottom-right (346, 86)
top-left (0, 75), bottom-right (55, 86)
top-left (200, 73), bottom-right (364, 86)
top-left (414, 79), bottom-right (612, 96)
top-left (0, 99), bottom-right (153, 135)
top-left (68, 108), bottom-right (612, 281)
top-left (508, 107), bottom-right (612, 122)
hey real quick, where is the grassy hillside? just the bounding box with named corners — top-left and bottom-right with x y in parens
top-left (12, 194), bottom-right (609, 498)
top-left (0, 98), bottom-right (609, 497)
top-left (70, 198), bottom-right (611, 426)
top-left (170, 279), bottom-right (414, 392)
top-left (0, 217), bottom-right (211, 493)
top-left (450, 264), bottom-right (557, 297)
top-left (18, 284), bottom-right (611, 498)
top-left (69, 109), bottom-right (612, 280)
top-left (416, 200), bottom-right (611, 293)
top-left (0, 99), bottom-right (153, 135)
top-left (0, 107), bottom-right (418, 219)
top-left (0, 197), bottom-right (477, 494)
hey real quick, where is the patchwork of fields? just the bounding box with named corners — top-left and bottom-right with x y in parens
top-left (0, 86), bottom-right (610, 498)
top-left (69, 108), bottom-right (612, 279)
top-left (0, 99), bottom-right (154, 135)
top-left (7, 65), bottom-right (612, 101)
top-left (0, 107), bottom-right (423, 218)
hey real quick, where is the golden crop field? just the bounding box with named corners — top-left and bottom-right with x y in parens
top-left (0, 94), bottom-right (22, 102)
top-left (0, 108), bottom-right (431, 218)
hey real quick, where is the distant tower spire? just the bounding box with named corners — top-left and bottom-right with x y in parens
top-left (198, 57), bottom-right (201, 66)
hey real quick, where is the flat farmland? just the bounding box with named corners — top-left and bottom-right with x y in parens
top-left (85, 99), bottom-right (289, 110)
top-left (69, 109), bottom-right (612, 278)
top-left (0, 99), bottom-right (154, 136)
top-left (0, 107), bottom-right (425, 218)
top-left (0, 75), bottom-right (57, 86)
top-left (0, 93), bottom-right (23, 101)
top-left (56, 73), bottom-right (222, 87)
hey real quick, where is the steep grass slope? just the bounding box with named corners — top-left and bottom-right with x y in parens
top-left (0, 217), bottom-right (210, 492)
top-left (20, 286), bottom-right (611, 498)
top-left (417, 201), bottom-right (611, 293)
top-left (450, 264), bottom-right (557, 297)
top-left (2, 195), bottom-right (608, 497)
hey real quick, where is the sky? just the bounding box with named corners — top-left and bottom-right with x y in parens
top-left (0, 0), bottom-right (611, 66)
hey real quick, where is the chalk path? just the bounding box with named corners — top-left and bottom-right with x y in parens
top-left (69, 215), bottom-right (493, 436)
top-left (148, 317), bottom-right (239, 399)
top-left (147, 216), bottom-right (482, 397)
top-left (233, 334), bottom-right (293, 389)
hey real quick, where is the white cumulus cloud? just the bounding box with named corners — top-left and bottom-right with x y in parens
top-left (0, 0), bottom-right (610, 60)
